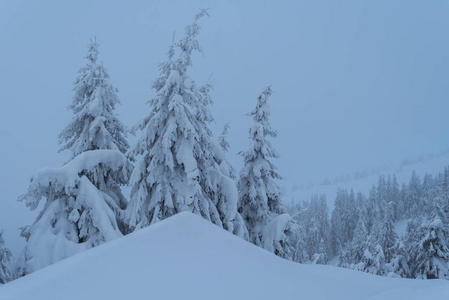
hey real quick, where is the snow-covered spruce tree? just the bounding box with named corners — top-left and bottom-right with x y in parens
top-left (331, 188), bottom-right (356, 254)
top-left (303, 195), bottom-right (331, 262)
top-left (0, 230), bottom-right (12, 284)
top-left (238, 86), bottom-right (286, 250)
top-left (414, 209), bottom-right (449, 279)
top-left (363, 245), bottom-right (387, 276)
top-left (368, 203), bottom-right (397, 263)
top-left (344, 210), bottom-right (368, 268)
top-left (292, 224), bottom-right (310, 263)
top-left (390, 175), bottom-right (402, 220)
top-left (16, 41), bottom-right (133, 276)
top-left (310, 238), bottom-right (328, 265)
top-left (58, 39), bottom-right (130, 214)
top-left (406, 171), bottom-right (422, 217)
top-left (124, 10), bottom-right (247, 239)
top-left (404, 217), bottom-right (426, 276)
top-left (386, 239), bottom-right (411, 278)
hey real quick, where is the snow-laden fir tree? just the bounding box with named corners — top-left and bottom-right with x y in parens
top-left (238, 86), bottom-right (285, 249)
top-left (404, 217), bottom-right (426, 276)
top-left (124, 10), bottom-right (247, 239)
top-left (362, 245), bottom-right (387, 276)
top-left (57, 39), bottom-right (130, 214)
top-left (310, 238), bottom-right (328, 265)
top-left (303, 195), bottom-right (331, 262)
top-left (0, 230), bottom-right (12, 284)
top-left (344, 210), bottom-right (368, 268)
top-left (331, 188), bottom-right (356, 254)
top-left (414, 201), bottom-right (449, 279)
top-left (406, 171), bottom-right (422, 217)
top-left (292, 225), bottom-right (310, 263)
top-left (386, 239), bottom-right (411, 278)
top-left (368, 203), bottom-right (397, 263)
top-left (16, 41), bottom-right (133, 276)
top-left (390, 175), bottom-right (402, 220)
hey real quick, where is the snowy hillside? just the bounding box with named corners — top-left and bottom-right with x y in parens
top-left (1, 212), bottom-right (448, 300)
top-left (286, 150), bottom-right (449, 209)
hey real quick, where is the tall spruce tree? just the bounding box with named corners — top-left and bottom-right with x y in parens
top-left (407, 171), bottom-right (422, 217)
top-left (331, 189), bottom-right (353, 254)
top-left (124, 10), bottom-right (246, 239)
top-left (17, 41), bottom-right (132, 276)
top-left (303, 195), bottom-right (331, 261)
top-left (238, 86), bottom-right (283, 247)
top-left (345, 208), bottom-right (368, 268)
top-left (365, 202), bottom-right (398, 275)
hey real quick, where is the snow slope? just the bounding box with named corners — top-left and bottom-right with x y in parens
top-left (1, 212), bottom-right (448, 300)
top-left (286, 150), bottom-right (449, 210)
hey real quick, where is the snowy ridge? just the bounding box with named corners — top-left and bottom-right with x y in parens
top-left (287, 150), bottom-right (449, 209)
top-left (1, 212), bottom-right (448, 300)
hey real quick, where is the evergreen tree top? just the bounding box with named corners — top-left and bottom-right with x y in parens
top-left (218, 123), bottom-right (231, 152)
top-left (58, 39), bottom-right (128, 157)
top-left (86, 38), bottom-right (99, 64)
top-left (175, 8), bottom-right (208, 73)
top-left (240, 86), bottom-right (279, 162)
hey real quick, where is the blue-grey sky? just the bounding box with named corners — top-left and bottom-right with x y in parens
top-left (1, 0), bottom-right (449, 254)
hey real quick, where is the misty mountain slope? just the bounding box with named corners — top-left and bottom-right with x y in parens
top-left (287, 150), bottom-right (449, 210)
top-left (1, 213), bottom-right (448, 300)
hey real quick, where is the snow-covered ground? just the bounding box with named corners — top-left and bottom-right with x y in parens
top-left (1, 212), bottom-right (448, 300)
top-left (285, 150), bottom-right (449, 210)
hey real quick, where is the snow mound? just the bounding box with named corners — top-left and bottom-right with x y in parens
top-left (1, 212), bottom-right (449, 300)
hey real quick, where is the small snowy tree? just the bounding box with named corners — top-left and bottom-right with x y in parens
top-left (238, 86), bottom-right (283, 247)
top-left (363, 245), bottom-right (387, 276)
top-left (386, 240), bottom-right (411, 278)
top-left (0, 230), bottom-right (12, 284)
top-left (124, 10), bottom-right (246, 239)
top-left (414, 217), bottom-right (449, 279)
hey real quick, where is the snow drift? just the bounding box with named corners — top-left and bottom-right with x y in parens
top-left (1, 212), bottom-right (448, 300)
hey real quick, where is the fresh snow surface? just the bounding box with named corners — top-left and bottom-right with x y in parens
top-left (1, 212), bottom-right (449, 300)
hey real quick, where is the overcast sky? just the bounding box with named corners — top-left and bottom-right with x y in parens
top-left (1, 0), bottom-right (449, 254)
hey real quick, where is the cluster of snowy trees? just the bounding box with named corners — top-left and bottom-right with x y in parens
top-left (288, 170), bottom-right (449, 279)
top-left (0, 9), bottom-right (293, 283)
top-left (1, 8), bottom-right (447, 284)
